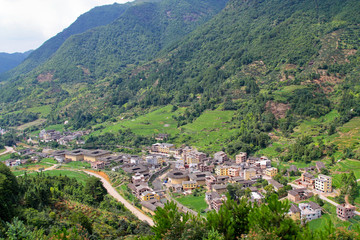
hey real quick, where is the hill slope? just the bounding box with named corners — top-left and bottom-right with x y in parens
top-left (0, 0), bottom-right (359, 157)
top-left (0, 51), bottom-right (32, 74)
top-left (0, 3), bottom-right (131, 80)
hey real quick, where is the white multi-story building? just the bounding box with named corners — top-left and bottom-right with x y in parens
top-left (299, 202), bottom-right (322, 222)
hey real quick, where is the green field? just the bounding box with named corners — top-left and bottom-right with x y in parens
top-left (273, 85), bottom-right (308, 102)
top-left (26, 105), bottom-right (52, 117)
top-left (176, 194), bottom-right (208, 213)
top-left (333, 117), bottom-right (360, 153)
top-left (92, 105), bottom-right (186, 136)
top-left (0, 153), bottom-right (12, 162)
top-left (174, 110), bottom-right (236, 153)
top-left (29, 124), bottom-right (65, 136)
top-left (307, 202), bottom-right (359, 230)
top-left (90, 105), bottom-right (237, 153)
top-left (40, 158), bottom-right (57, 164)
top-left (64, 161), bottom-right (91, 169)
top-left (27, 170), bottom-right (90, 184)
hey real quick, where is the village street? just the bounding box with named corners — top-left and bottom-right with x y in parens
top-left (0, 146), bottom-right (15, 156)
top-left (84, 170), bottom-right (155, 226)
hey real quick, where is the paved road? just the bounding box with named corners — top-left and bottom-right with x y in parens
top-left (84, 171), bottom-right (155, 226)
top-left (0, 146), bottom-right (15, 156)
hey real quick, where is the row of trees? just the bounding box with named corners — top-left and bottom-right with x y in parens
top-left (0, 163), bottom-right (151, 239)
top-left (146, 195), bottom-right (360, 240)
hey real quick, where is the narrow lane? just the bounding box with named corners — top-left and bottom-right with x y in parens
top-left (84, 171), bottom-right (155, 226)
top-left (0, 146), bottom-right (15, 156)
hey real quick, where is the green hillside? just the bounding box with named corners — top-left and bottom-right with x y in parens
top-left (0, 0), bottom-right (360, 160)
top-left (0, 51), bottom-right (32, 74)
top-left (0, 3), bottom-right (131, 80)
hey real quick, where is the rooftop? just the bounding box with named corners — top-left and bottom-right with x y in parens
top-left (168, 170), bottom-right (189, 179)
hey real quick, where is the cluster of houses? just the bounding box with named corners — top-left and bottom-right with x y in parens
top-left (6, 140), bottom-right (357, 222)
top-left (5, 148), bottom-right (49, 167)
top-left (149, 143), bottom-right (358, 222)
top-left (288, 202), bottom-right (322, 222)
top-left (152, 145), bottom-right (278, 211)
top-left (39, 129), bottom-right (89, 145)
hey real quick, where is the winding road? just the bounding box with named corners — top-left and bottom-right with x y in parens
top-left (84, 171), bottom-right (155, 226)
top-left (0, 146), bottom-right (15, 156)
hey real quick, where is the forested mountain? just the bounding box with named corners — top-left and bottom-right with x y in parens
top-left (0, 0), bottom-right (359, 155)
top-left (0, 51), bottom-right (32, 74)
top-left (0, 3), bottom-right (131, 80)
top-left (0, 0), bottom-right (228, 112)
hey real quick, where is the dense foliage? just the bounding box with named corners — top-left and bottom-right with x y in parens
top-left (0, 51), bottom-right (32, 74)
top-left (146, 195), bottom-right (360, 240)
top-left (0, 164), bottom-right (151, 239)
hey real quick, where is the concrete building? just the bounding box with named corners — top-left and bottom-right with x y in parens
top-left (228, 167), bottom-right (240, 177)
top-left (287, 188), bottom-right (313, 202)
top-left (182, 181), bottom-right (197, 190)
top-left (65, 149), bottom-right (86, 161)
top-left (337, 204), bottom-right (356, 220)
top-left (315, 174), bottom-right (332, 193)
top-left (167, 170), bottom-right (189, 185)
top-left (213, 151), bottom-right (228, 163)
top-left (299, 202), bottom-right (322, 222)
top-left (132, 173), bottom-right (145, 185)
top-left (84, 150), bottom-right (111, 162)
top-left (215, 166), bottom-right (229, 176)
top-left (288, 203), bottom-right (301, 221)
top-left (236, 152), bottom-right (247, 164)
top-left (264, 167), bottom-right (278, 178)
top-left (141, 191), bottom-right (160, 201)
top-left (244, 168), bottom-right (257, 180)
top-left (91, 161), bottom-right (105, 169)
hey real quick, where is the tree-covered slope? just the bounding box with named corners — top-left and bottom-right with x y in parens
top-left (0, 0), bottom-right (228, 112)
top-left (32, 0), bottom-right (229, 82)
top-left (0, 3), bottom-right (131, 80)
top-left (116, 0), bottom-right (360, 107)
top-left (1, 0), bottom-right (360, 154)
top-left (0, 51), bottom-right (32, 74)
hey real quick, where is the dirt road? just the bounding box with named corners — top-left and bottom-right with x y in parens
top-left (84, 171), bottom-right (155, 226)
top-left (0, 146), bottom-right (15, 156)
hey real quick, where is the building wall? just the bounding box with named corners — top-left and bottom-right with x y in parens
top-left (264, 168), bottom-right (278, 178)
top-left (84, 153), bottom-right (110, 162)
top-left (289, 212), bottom-right (300, 221)
top-left (65, 154), bottom-right (84, 161)
top-left (215, 167), bottom-right (229, 176)
top-left (244, 170), bottom-right (256, 180)
top-left (170, 177), bottom-right (189, 185)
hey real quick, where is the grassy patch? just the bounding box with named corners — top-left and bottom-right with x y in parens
top-left (17, 118), bottom-right (47, 131)
top-left (64, 161), bottom-right (91, 169)
top-left (12, 171), bottom-right (28, 176)
top-left (175, 110), bottom-right (236, 153)
top-left (26, 105), bottom-right (52, 117)
top-left (92, 105), bottom-right (185, 136)
top-left (29, 124), bottom-right (65, 136)
top-left (117, 184), bottom-right (136, 202)
top-left (0, 153), bottom-right (12, 162)
top-left (40, 158), bottom-right (57, 164)
top-left (27, 170), bottom-right (90, 185)
top-left (308, 201), bottom-right (355, 231)
top-left (176, 194), bottom-right (208, 213)
top-left (333, 117), bottom-right (360, 152)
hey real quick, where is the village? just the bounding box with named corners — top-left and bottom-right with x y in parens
top-left (4, 129), bottom-right (358, 225)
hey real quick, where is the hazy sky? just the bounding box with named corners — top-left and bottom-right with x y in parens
top-left (0, 0), bottom-right (132, 53)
